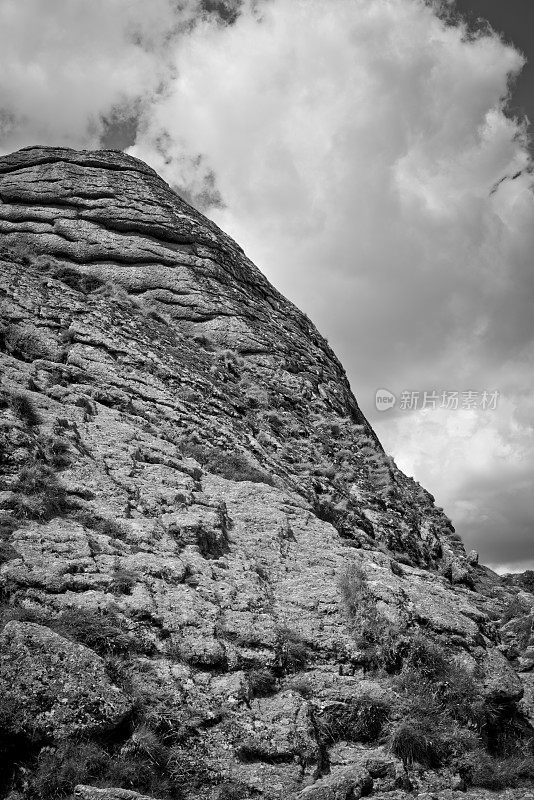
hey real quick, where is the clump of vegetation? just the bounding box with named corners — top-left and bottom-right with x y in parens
top-left (72, 510), bottom-right (129, 540)
top-left (275, 627), bottom-right (310, 674)
top-left (166, 746), bottom-right (215, 793)
top-left (31, 741), bottom-right (111, 800)
top-left (510, 570), bottom-right (534, 594)
top-left (28, 727), bottom-right (217, 800)
top-left (263, 411), bottom-right (285, 434)
top-left (0, 539), bottom-right (18, 566)
top-left (216, 349), bottom-right (243, 377)
top-left (7, 391), bottom-right (41, 427)
top-left (37, 435), bottom-right (71, 469)
top-left (0, 511), bottom-right (18, 539)
top-left (109, 568), bottom-right (138, 596)
top-left (238, 379), bottom-right (269, 409)
top-left (0, 509), bottom-right (18, 556)
top-left (339, 563), bottom-right (407, 672)
top-left (11, 463), bottom-right (67, 521)
top-left (53, 267), bottom-right (104, 294)
top-left (352, 433), bottom-right (395, 497)
top-left (317, 695), bottom-right (390, 745)
top-left (193, 333), bottom-right (216, 351)
top-left (387, 630), bottom-right (533, 778)
top-left (458, 749), bottom-right (534, 789)
top-left (287, 675), bottom-right (314, 699)
top-left (337, 565), bottom-right (523, 775)
top-left (180, 443), bottom-right (274, 486)
top-left (247, 667), bottom-right (277, 698)
top-left (53, 607), bottom-right (136, 656)
top-left (399, 634), bottom-right (487, 730)
top-left (214, 780), bottom-right (250, 800)
top-left (389, 718), bottom-right (449, 767)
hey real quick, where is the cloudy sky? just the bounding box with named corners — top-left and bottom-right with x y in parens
top-left (1, 0), bottom-right (533, 572)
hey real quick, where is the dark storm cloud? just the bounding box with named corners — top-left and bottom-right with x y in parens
top-left (456, 467), bottom-right (534, 571)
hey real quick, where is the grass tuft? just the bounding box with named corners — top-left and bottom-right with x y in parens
top-left (7, 392), bottom-right (41, 427)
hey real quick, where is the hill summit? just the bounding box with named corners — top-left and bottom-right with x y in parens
top-left (0, 146), bottom-right (533, 800)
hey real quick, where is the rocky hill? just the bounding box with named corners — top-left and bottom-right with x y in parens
top-left (0, 146), bottom-right (533, 800)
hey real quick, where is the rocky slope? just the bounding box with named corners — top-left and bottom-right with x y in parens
top-left (0, 146), bottom-right (533, 800)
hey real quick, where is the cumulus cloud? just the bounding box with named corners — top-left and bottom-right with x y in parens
top-left (0, 0), bottom-right (188, 152)
top-left (0, 0), bottom-right (532, 569)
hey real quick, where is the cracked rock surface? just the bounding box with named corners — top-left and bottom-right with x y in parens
top-left (0, 146), bottom-right (533, 800)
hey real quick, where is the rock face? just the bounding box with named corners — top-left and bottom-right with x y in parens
top-left (0, 146), bottom-right (533, 800)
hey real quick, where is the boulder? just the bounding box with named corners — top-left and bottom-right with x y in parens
top-left (74, 788), bottom-right (158, 800)
top-left (295, 766), bottom-right (372, 800)
top-left (481, 647), bottom-right (524, 702)
top-left (0, 621), bottom-right (131, 740)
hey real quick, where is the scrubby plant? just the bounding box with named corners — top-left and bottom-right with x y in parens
top-left (0, 540), bottom-right (18, 565)
top-left (109, 568), bottom-right (138, 595)
top-left (0, 512), bottom-right (18, 540)
top-left (398, 634), bottom-right (486, 730)
top-left (512, 570), bottom-right (534, 594)
top-left (53, 267), bottom-right (104, 294)
top-left (276, 627), bottom-right (310, 674)
top-left (389, 718), bottom-right (449, 767)
top-left (214, 780), bottom-right (250, 799)
top-left (37, 435), bottom-right (71, 469)
top-left (386, 631), bottom-right (525, 775)
top-left (264, 411), bottom-right (285, 434)
top-left (11, 463), bottom-right (67, 520)
top-left (31, 741), bottom-right (111, 800)
top-left (7, 391), bottom-right (41, 427)
top-left (73, 510), bottom-right (129, 540)
top-left (247, 668), bottom-right (277, 698)
top-left (53, 607), bottom-right (135, 656)
top-left (458, 747), bottom-right (534, 788)
top-left (193, 334), bottom-right (215, 351)
top-left (317, 695), bottom-right (391, 745)
top-left (166, 746), bottom-right (214, 792)
top-left (217, 349), bottom-right (244, 377)
top-left (31, 733), bottom-right (207, 800)
top-left (501, 596), bottom-right (529, 623)
top-left (180, 443), bottom-right (274, 486)
top-left (339, 563), bottom-right (407, 672)
top-left (287, 675), bottom-right (314, 699)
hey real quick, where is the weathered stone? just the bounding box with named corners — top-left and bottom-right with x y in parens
top-left (466, 550), bottom-right (479, 566)
top-left (73, 787), bottom-right (158, 800)
top-left (0, 621), bottom-right (131, 740)
top-left (481, 647), bottom-right (524, 702)
top-left (295, 766), bottom-right (372, 799)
